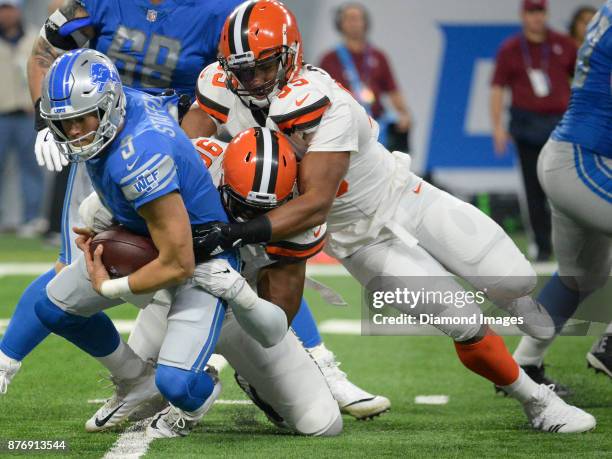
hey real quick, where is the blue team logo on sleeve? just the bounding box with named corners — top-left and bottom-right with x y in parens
top-left (120, 154), bottom-right (178, 203)
top-left (90, 63), bottom-right (121, 93)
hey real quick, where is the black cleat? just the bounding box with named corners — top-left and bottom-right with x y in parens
top-left (234, 372), bottom-right (289, 430)
top-left (586, 334), bottom-right (612, 379)
top-left (494, 364), bottom-right (571, 397)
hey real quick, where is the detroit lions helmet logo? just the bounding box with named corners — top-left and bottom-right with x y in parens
top-left (90, 63), bottom-right (121, 93)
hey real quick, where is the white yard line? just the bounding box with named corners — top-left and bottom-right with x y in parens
top-left (0, 261), bottom-right (570, 278)
top-left (102, 419), bottom-right (151, 459)
top-left (0, 262), bottom-right (53, 276)
top-left (100, 354), bottom-right (227, 459)
top-left (89, 399), bottom-right (252, 406)
top-left (415, 395), bottom-right (449, 405)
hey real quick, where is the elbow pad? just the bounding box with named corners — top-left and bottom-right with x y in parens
top-left (40, 9), bottom-right (91, 52)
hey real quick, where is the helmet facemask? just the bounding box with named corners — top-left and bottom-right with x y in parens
top-left (46, 91), bottom-right (125, 162)
top-left (220, 45), bottom-right (296, 108)
top-left (220, 183), bottom-right (294, 223)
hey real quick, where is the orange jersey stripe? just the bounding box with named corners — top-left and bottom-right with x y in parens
top-left (265, 238), bottom-right (326, 261)
top-left (277, 104), bottom-right (328, 132)
top-left (197, 99), bottom-right (228, 124)
top-left (271, 96), bottom-right (330, 134)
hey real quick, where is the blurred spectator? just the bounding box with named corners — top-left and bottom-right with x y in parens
top-left (318, 2), bottom-right (412, 152)
top-left (490, 0), bottom-right (576, 261)
top-left (0, 0), bottom-right (44, 237)
top-left (568, 5), bottom-right (596, 48)
top-left (40, 0), bottom-right (67, 246)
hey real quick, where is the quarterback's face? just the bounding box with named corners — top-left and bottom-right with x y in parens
top-left (60, 113), bottom-right (100, 146)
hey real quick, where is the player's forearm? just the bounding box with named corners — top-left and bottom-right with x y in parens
top-left (127, 251), bottom-right (195, 294)
top-left (181, 106), bottom-right (218, 138)
top-left (265, 193), bottom-right (331, 241)
top-left (27, 38), bottom-right (60, 102)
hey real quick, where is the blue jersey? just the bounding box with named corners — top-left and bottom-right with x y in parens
top-left (552, 1), bottom-right (612, 158)
top-left (76, 0), bottom-right (241, 97)
top-left (86, 87), bottom-right (227, 235)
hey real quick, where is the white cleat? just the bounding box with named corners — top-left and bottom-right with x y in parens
top-left (308, 343), bottom-right (390, 420)
top-left (523, 384), bottom-right (596, 433)
top-left (0, 351), bottom-right (21, 395)
top-left (146, 369), bottom-right (222, 439)
top-left (85, 363), bottom-right (160, 432)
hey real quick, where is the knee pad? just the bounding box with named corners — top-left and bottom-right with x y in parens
top-left (562, 258), bottom-right (611, 294)
top-left (477, 236), bottom-right (537, 304)
top-left (155, 364), bottom-right (214, 412)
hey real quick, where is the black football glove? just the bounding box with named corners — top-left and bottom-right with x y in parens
top-left (192, 215), bottom-right (272, 262)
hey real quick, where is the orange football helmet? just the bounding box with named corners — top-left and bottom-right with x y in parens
top-left (218, 0), bottom-right (303, 106)
top-left (221, 127), bottom-right (297, 221)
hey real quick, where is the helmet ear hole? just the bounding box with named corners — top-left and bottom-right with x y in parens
top-left (282, 155), bottom-right (287, 167)
top-left (245, 151), bottom-right (252, 162)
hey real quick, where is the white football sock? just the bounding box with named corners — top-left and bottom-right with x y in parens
top-left (96, 339), bottom-right (146, 380)
top-left (501, 368), bottom-right (540, 403)
top-left (513, 335), bottom-right (555, 367)
top-left (127, 302), bottom-right (168, 362)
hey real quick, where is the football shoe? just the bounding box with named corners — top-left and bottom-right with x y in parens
top-left (85, 363), bottom-right (159, 432)
top-left (0, 351), bottom-right (21, 395)
top-left (146, 367), bottom-right (221, 439)
top-left (308, 343), bottom-right (390, 420)
top-left (586, 334), bottom-right (612, 379)
top-left (523, 384), bottom-right (596, 433)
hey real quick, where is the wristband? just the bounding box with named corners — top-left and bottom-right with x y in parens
top-left (100, 276), bottom-right (132, 299)
top-left (34, 98), bottom-right (47, 132)
top-left (225, 215), bottom-right (272, 246)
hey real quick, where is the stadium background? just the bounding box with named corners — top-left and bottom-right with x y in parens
top-left (0, 1), bottom-right (610, 457)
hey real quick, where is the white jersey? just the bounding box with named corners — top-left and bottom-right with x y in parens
top-left (195, 62), bottom-right (420, 258)
top-left (191, 136), bottom-right (326, 279)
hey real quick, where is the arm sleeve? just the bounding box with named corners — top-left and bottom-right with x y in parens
top-left (195, 63), bottom-right (231, 126)
top-left (265, 224), bottom-right (327, 261)
top-left (307, 99), bottom-right (358, 153)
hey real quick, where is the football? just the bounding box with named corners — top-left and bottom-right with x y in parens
top-left (90, 226), bottom-right (158, 278)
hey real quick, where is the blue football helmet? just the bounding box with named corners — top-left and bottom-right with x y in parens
top-left (40, 49), bottom-right (125, 162)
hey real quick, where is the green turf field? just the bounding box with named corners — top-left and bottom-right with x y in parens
top-left (0, 236), bottom-right (610, 458)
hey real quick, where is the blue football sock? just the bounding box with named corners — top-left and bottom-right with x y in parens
top-left (538, 273), bottom-right (584, 333)
top-left (0, 269), bottom-right (55, 360)
top-left (156, 364), bottom-right (215, 412)
top-left (291, 298), bottom-right (322, 348)
top-left (34, 296), bottom-right (120, 357)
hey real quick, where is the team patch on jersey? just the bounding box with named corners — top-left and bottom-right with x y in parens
top-left (270, 96), bottom-right (331, 134)
top-left (120, 154), bottom-right (177, 201)
top-left (196, 87), bottom-right (230, 123)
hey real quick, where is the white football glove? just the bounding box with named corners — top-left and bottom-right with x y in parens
top-left (78, 191), bottom-right (114, 234)
top-left (35, 128), bottom-right (68, 172)
top-left (193, 258), bottom-right (246, 301)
